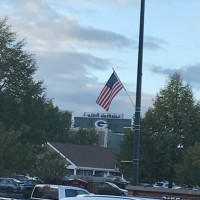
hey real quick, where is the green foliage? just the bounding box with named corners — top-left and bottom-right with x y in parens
top-left (34, 151), bottom-right (68, 184)
top-left (139, 73), bottom-right (200, 184)
top-left (116, 129), bottom-right (133, 181)
top-left (175, 143), bottom-right (200, 185)
top-left (117, 73), bottom-right (200, 185)
top-left (45, 108), bottom-right (71, 143)
top-left (69, 128), bottom-right (99, 146)
top-left (0, 121), bottom-right (40, 176)
top-left (0, 18), bottom-right (44, 130)
top-left (0, 18), bottom-right (72, 176)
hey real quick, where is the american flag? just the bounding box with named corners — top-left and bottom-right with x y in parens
top-left (96, 72), bottom-right (123, 111)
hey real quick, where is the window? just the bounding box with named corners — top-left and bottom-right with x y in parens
top-left (77, 190), bottom-right (89, 195)
top-left (65, 189), bottom-right (77, 197)
top-left (32, 186), bottom-right (58, 200)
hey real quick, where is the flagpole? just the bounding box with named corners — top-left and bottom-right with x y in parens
top-left (112, 68), bottom-right (135, 108)
top-left (133, 0), bottom-right (145, 186)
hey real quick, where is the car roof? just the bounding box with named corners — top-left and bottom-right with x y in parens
top-left (0, 177), bottom-right (20, 181)
top-left (34, 184), bottom-right (89, 191)
top-left (103, 182), bottom-right (128, 192)
top-left (62, 195), bottom-right (160, 200)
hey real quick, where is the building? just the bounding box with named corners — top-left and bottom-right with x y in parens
top-left (47, 142), bottom-right (121, 179)
top-left (73, 112), bottom-right (132, 148)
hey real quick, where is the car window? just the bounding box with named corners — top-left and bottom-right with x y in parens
top-left (77, 190), bottom-right (89, 195)
top-left (99, 182), bottom-right (108, 187)
top-left (32, 186), bottom-right (58, 200)
top-left (107, 182), bottom-right (119, 189)
top-left (2, 179), bottom-right (8, 184)
top-left (65, 189), bottom-right (77, 197)
top-left (26, 180), bottom-right (32, 184)
top-left (13, 178), bottom-right (22, 183)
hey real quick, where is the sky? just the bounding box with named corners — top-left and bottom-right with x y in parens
top-left (1, 0), bottom-right (200, 119)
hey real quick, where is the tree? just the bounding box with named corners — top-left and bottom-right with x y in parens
top-left (0, 18), bottom-right (72, 175)
top-left (45, 108), bottom-right (72, 143)
top-left (0, 122), bottom-right (38, 176)
top-left (0, 122), bottom-right (17, 176)
top-left (0, 17), bottom-right (45, 144)
top-left (69, 128), bottom-right (99, 146)
top-left (0, 18), bottom-right (44, 128)
top-left (116, 129), bottom-right (134, 181)
top-left (139, 73), bottom-right (200, 185)
top-left (116, 73), bottom-right (200, 185)
top-left (175, 142), bottom-right (200, 186)
top-left (0, 18), bottom-right (72, 144)
top-left (34, 151), bottom-right (68, 183)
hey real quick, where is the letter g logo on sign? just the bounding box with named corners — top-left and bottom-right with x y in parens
top-left (94, 120), bottom-right (108, 128)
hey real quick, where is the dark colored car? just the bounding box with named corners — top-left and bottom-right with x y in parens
top-left (5, 174), bottom-right (37, 190)
top-left (105, 176), bottom-right (129, 189)
top-left (0, 177), bottom-right (24, 193)
top-left (98, 182), bottom-right (128, 196)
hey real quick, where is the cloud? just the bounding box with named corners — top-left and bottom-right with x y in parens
top-left (150, 63), bottom-right (200, 89)
top-left (1, 0), bottom-right (164, 52)
top-left (24, 18), bottom-right (133, 50)
top-left (35, 50), bottom-right (111, 82)
top-left (144, 36), bottom-right (167, 50)
top-left (1, 0), bottom-right (133, 51)
top-left (34, 50), bottom-right (112, 115)
top-left (52, 0), bottom-right (141, 7)
top-left (0, 0), bottom-right (164, 118)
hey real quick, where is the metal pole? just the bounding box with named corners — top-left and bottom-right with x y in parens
top-left (133, 0), bottom-right (145, 186)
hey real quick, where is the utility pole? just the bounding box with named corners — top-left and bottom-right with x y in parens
top-left (133, 0), bottom-right (145, 186)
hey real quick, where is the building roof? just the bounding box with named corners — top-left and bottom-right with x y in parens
top-left (48, 142), bottom-right (119, 169)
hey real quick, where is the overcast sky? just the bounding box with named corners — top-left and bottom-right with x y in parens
top-left (1, 0), bottom-right (200, 119)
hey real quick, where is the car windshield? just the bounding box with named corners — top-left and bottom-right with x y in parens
top-left (155, 183), bottom-right (163, 186)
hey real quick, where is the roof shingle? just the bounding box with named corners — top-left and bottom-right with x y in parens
top-left (48, 142), bottom-right (119, 169)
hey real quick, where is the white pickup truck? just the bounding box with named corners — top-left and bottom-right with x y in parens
top-left (31, 184), bottom-right (90, 200)
top-left (62, 194), bottom-right (162, 200)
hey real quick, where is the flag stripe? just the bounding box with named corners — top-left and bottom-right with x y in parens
top-left (112, 82), bottom-right (123, 97)
top-left (97, 88), bottom-right (111, 109)
top-left (96, 72), bottom-right (123, 111)
top-left (96, 86), bottom-right (110, 104)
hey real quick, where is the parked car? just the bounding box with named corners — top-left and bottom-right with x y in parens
top-left (5, 174), bottom-right (37, 190)
top-left (139, 183), bottom-right (153, 187)
top-left (98, 182), bottom-right (128, 196)
top-left (153, 181), bottom-right (181, 189)
top-left (0, 177), bottom-right (24, 193)
top-left (153, 182), bottom-right (168, 188)
top-left (31, 184), bottom-right (91, 200)
top-left (105, 176), bottom-right (129, 189)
